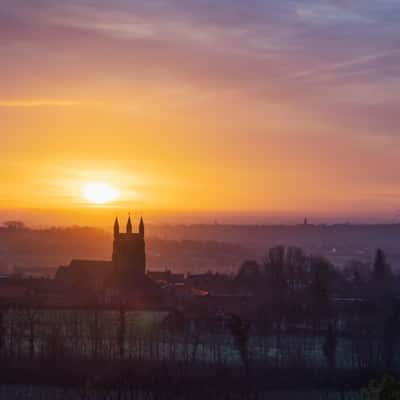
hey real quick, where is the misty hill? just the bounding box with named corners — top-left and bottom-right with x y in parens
top-left (1, 223), bottom-right (400, 275)
top-left (149, 223), bottom-right (400, 269)
top-left (0, 225), bottom-right (250, 276)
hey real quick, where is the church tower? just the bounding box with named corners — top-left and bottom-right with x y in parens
top-left (112, 215), bottom-right (146, 287)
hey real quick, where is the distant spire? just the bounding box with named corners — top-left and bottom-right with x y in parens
top-left (114, 217), bottom-right (120, 238)
top-left (139, 216), bottom-right (144, 237)
top-left (127, 214), bottom-right (132, 234)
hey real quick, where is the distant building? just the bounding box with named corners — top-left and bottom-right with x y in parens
top-left (56, 216), bottom-right (162, 305)
top-left (148, 270), bottom-right (185, 284)
top-left (0, 277), bottom-right (84, 307)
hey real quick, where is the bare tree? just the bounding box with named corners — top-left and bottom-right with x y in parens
top-left (373, 248), bottom-right (391, 282)
top-left (323, 323), bottom-right (337, 371)
top-left (228, 314), bottom-right (252, 376)
top-left (118, 305), bottom-right (126, 359)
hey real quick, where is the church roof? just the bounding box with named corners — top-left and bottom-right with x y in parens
top-left (57, 259), bottom-right (161, 296)
top-left (56, 259), bottom-right (111, 289)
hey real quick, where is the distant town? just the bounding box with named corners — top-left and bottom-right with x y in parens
top-left (3, 219), bottom-right (400, 275)
top-left (0, 217), bottom-right (399, 397)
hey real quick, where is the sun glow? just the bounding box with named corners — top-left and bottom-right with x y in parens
top-left (82, 182), bottom-right (119, 205)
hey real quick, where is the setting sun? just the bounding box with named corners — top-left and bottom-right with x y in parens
top-left (82, 182), bottom-right (119, 205)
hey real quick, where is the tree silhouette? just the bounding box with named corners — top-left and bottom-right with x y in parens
top-left (373, 248), bottom-right (391, 282)
top-left (118, 305), bottom-right (126, 359)
top-left (228, 314), bottom-right (252, 376)
top-left (236, 260), bottom-right (263, 294)
top-left (366, 375), bottom-right (400, 399)
top-left (308, 265), bottom-right (331, 333)
top-left (323, 323), bottom-right (337, 370)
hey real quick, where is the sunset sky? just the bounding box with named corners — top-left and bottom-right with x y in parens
top-left (1, 0), bottom-right (400, 226)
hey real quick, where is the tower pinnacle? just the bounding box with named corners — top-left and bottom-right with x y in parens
top-left (127, 215), bottom-right (132, 234)
top-left (139, 217), bottom-right (144, 237)
top-left (114, 217), bottom-right (120, 238)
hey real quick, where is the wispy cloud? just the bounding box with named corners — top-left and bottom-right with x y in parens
top-left (294, 48), bottom-right (400, 81)
top-left (0, 100), bottom-right (103, 108)
top-left (295, 2), bottom-right (373, 25)
top-left (0, 0), bottom-right (398, 134)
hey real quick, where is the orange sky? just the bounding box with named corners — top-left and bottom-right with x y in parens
top-left (1, 1), bottom-right (400, 226)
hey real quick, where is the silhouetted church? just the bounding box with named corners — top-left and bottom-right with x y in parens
top-left (56, 216), bottom-right (161, 304)
top-left (111, 216), bottom-right (146, 286)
